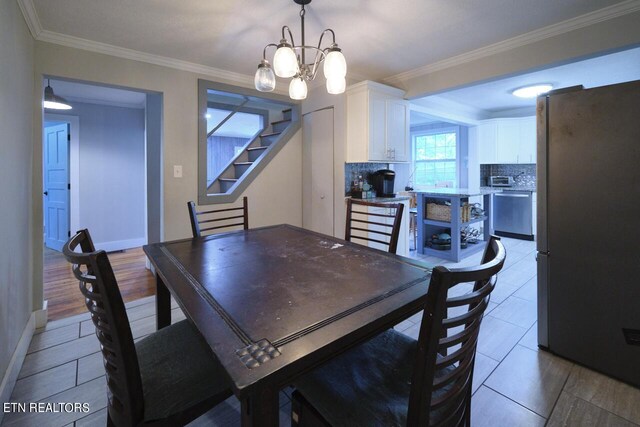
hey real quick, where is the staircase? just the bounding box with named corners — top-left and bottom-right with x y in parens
top-left (207, 107), bottom-right (299, 196)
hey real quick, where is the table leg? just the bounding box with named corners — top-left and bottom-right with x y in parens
top-left (155, 274), bottom-right (171, 330)
top-left (241, 388), bottom-right (280, 427)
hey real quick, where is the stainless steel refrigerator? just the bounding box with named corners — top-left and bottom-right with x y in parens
top-left (537, 80), bottom-right (640, 387)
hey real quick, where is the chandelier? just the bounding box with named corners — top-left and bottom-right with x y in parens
top-left (254, 0), bottom-right (347, 100)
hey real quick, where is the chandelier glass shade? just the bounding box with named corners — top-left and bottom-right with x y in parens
top-left (254, 0), bottom-right (346, 100)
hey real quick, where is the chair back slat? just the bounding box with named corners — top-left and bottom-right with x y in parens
top-left (406, 236), bottom-right (506, 426)
top-left (345, 198), bottom-right (404, 254)
top-left (63, 230), bottom-right (144, 427)
top-left (188, 197), bottom-right (249, 237)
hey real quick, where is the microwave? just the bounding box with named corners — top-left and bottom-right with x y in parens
top-left (490, 176), bottom-right (515, 187)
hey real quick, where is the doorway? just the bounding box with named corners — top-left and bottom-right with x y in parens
top-left (43, 121), bottom-right (70, 251)
top-left (42, 77), bottom-right (163, 320)
top-left (302, 107), bottom-right (335, 236)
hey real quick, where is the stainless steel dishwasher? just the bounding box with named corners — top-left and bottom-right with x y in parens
top-left (493, 191), bottom-right (534, 240)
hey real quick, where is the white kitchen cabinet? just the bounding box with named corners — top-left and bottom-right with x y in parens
top-left (346, 81), bottom-right (409, 163)
top-left (496, 119), bottom-right (520, 163)
top-left (477, 121), bottom-right (498, 164)
top-left (475, 117), bottom-right (536, 164)
top-left (518, 116), bottom-right (536, 163)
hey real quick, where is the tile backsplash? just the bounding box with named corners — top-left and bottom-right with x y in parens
top-left (480, 164), bottom-right (536, 187)
top-left (344, 163), bottom-right (389, 195)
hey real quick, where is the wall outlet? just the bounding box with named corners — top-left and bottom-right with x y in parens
top-left (173, 165), bottom-right (183, 178)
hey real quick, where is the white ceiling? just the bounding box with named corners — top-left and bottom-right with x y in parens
top-left (426, 47), bottom-right (640, 116)
top-left (31, 0), bottom-right (628, 82)
top-left (47, 79), bottom-right (147, 108)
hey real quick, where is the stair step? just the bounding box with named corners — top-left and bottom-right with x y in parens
top-left (282, 108), bottom-right (292, 121)
top-left (234, 162), bottom-right (253, 178)
top-left (260, 132), bottom-right (281, 147)
top-left (271, 119), bottom-right (291, 133)
top-left (247, 146), bottom-right (268, 162)
top-left (219, 178), bottom-right (238, 193)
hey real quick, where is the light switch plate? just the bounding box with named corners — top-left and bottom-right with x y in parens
top-left (173, 165), bottom-right (183, 178)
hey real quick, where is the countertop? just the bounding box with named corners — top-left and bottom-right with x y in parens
top-left (345, 196), bottom-right (411, 203)
top-left (411, 187), bottom-right (502, 197)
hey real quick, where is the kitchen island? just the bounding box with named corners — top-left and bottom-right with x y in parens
top-left (414, 188), bottom-right (501, 262)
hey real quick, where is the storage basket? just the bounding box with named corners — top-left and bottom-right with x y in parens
top-left (426, 203), bottom-right (472, 222)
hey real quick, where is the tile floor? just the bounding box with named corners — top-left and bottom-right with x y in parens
top-left (3, 237), bottom-right (640, 426)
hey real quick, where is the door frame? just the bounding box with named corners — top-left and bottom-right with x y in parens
top-left (302, 106), bottom-right (335, 237)
top-left (44, 114), bottom-right (80, 234)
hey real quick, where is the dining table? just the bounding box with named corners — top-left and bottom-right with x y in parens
top-left (143, 224), bottom-right (433, 426)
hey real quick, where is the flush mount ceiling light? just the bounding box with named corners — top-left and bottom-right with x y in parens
top-left (254, 0), bottom-right (347, 100)
top-left (43, 79), bottom-right (72, 110)
top-left (511, 84), bottom-right (553, 99)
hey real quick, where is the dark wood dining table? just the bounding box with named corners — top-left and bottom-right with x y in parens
top-left (143, 224), bottom-right (432, 426)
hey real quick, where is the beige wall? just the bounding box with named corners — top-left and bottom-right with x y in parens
top-left (0, 0), bottom-right (35, 384)
top-left (32, 42), bottom-right (302, 311)
top-left (394, 10), bottom-right (640, 98)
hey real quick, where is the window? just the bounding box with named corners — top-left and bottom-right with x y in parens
top-left (413, 127), bottom-right (458, 187)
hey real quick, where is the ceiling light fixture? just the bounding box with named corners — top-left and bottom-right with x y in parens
top-left (43, 79), bottom-right (72, 110)
top-left (511, 84), bottom-right (553, 99)
top-left (254, 0), bottom-right (346, 100)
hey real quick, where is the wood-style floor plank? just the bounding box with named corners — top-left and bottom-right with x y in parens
top-left (44, 246), bottom-right (155, 321)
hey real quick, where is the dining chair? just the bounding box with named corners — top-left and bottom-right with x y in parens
top-left (291, 236), bottom-right (506, 427)
top-left (187, 196), bottom-right (249, 238)
top-left (63, 229), bottom-right (233, 427)
top-left (345, 198), bottom-right (404, 254)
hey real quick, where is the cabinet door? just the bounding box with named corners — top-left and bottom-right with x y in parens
top-left (497, 120), bottom-right (520, 163)
top-left (518, 116), bottom-right (536, 163)
top-left (478, 121), bottom-right (498, 164)
top-left (368, 92), bottom-right (388, 161)
top-left (386, 99), bottom-right (409, 162)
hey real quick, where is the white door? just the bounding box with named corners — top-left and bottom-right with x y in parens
top-left (44, 123), bottom-right (70, 251)
top-left (302, 108), bottom-right (335, 236)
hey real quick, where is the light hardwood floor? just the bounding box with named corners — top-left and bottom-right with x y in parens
top-left (5, 238), bottom-right (639, 426)
top-left (44, 246), bottom-right (156, 320)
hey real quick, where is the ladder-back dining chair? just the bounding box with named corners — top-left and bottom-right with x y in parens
top-left (291, 236), bottom-right (506, 427)
top-left (63, 229), bottom-right (233, 426)
top-left (187, 196), bottom-right (248, 238)
top-left (345, 198), bottom-right (404, 254)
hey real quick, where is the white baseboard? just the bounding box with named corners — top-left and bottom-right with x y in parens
top-left (34, 301), bottom-right (48, 329)
top-left (0, 312), bottom-right (36, 424)
top-left (95, 237), bottom-right (146, 252)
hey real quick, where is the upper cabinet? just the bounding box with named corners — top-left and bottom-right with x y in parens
top-left (346, 81), bottom-right (409, 162)
top-left (474, 117), bottom-right (536, 164)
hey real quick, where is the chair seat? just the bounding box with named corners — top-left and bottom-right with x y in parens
top-left (135, 320), bottom-right (231, 422)
top-left (294, 329), bottom-right (452, 427)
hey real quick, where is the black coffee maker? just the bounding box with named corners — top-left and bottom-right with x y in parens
top-left (372, 169), bottom-right (396, 198)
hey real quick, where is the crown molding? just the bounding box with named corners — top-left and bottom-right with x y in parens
top-left (17, 0), bottom-right (42, 39)
top-left (17, 0), bottom-right (291, 94)
top-left (385, 0), bottom-right (640, 85)
top-left (410, 96), bottom-right (487, 125)
top-left (488, 106), bottom-right (536, 119)
top-left (37, 30), bottom-right (259, 87)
